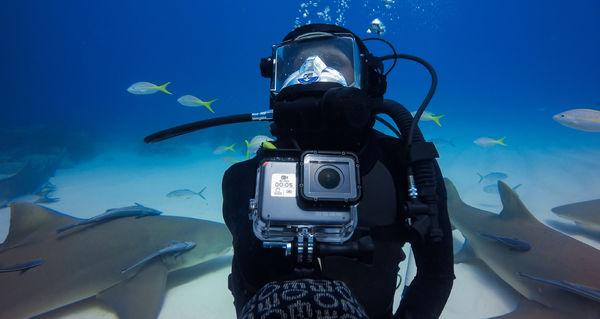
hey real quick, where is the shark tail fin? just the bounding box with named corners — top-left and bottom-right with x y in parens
top-left (226, 143), bottom-right (236, 152)
top-left (155, 82), bottom-right (172, 95)
top-left (98, 262), bottom-right (168, 319)
top-left (498, 181), bottom-right (536, 221)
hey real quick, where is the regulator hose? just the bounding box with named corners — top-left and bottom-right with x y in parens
top-left (374, 100), bottom-right (442, 243)
top-left (374, 52), bottom-right (443, 243)
top-left (144, 113), bottom-right (253, 144)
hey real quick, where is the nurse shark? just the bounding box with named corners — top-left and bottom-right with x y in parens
top-left (0, 203), bottom-right (232, 319)
top-left (0, 159), bottom-right (60, 208)
top-left (552, 199), bottom-right (600, 233)
top-left (445, 179), bottom-right (600, 319)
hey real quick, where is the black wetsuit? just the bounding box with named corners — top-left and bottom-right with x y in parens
top-left (222, 129), bottom-right (454, 319)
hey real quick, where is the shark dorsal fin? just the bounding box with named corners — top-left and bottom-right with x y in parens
top-left (443, 178), bottom-right (464, 208)
top-left (5, 203), bottom-right (80, 245)
top-left (498, 181), bottom-right (536, 221)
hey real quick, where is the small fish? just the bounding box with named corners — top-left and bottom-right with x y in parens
top-left (213, 144), bottom-right (236, 155)
top-left (35, 182), bottom-right (57, 196)
top-left (56, 203), bottom-right (163, 233)
top-left (34, 196), bottom-right (60, 204)
top-left (261, 141), bottom-right (277, 150)
top-left (177, 95), bottom-right (217, 113)
top-left (430, 137), bottom-right (455, 147)
top-left (121, 241), bottom-right (196, 274)
top-left (411, 111), bottom-right (444, 127)
top-left (477, 172), bottom-right (508, 184)
top-left (127, 82), bottom-right (172, 95)
top-left (0, 259), bottom-right (44, 273)
top-left (244, 135), bottom-right (274, 158)
top-left (552, 109), bottom-right (600, 132)
top-left (479, 233), bottom-right (531, 252)
top-left (34, 189), bottom-right (55, 198)
top-left (518, 273), bottom-right (600, 303)
top-left (366, 18), bottom-right (386, 35)
top-left (474, 136), bottom-right (507, 147)
top-left (36, 185), bottom-right (56, 193)
top-left (166, 187), bottom-right (207, 200)
top-left (484, 183), bottom-right (521, 194)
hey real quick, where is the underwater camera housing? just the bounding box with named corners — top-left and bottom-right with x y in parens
top-left (249, 149), bottom-right (361, 263)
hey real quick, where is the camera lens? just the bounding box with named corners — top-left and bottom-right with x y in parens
top-left (317, 167), bottom-right (341, 189)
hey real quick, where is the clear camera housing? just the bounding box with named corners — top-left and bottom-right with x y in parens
top-left (250, 151), bottom-right (361, 245)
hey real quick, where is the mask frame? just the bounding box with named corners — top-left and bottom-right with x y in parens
top-left (267, 32), bottom-right (363, 95)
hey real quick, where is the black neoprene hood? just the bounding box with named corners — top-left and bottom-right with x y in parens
top-left (281, 24), bottom-right (370, 55)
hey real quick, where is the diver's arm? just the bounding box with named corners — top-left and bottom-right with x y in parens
top-left (222, 162), bottom-right (247, 237)
top-left (221, 159), bottom-right (258, 314)
top-left (395, 161), bottom-right (455, 319)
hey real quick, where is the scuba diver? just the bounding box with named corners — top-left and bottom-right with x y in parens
top-left (144, 23), bottom-right (453, 319)
top-left (222, 24), bottom-right (454, 318)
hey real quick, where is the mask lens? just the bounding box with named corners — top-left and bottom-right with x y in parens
top-left (273, 34), bottom-right (361, 93)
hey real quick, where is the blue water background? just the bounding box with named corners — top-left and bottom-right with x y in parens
top-left (2, 0), bottom-right (599, 151)
top-left (1, 1), bottom-right (600, 318)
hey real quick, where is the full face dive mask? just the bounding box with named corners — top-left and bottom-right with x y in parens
top-left (262, 32), bottom-right (377, 143)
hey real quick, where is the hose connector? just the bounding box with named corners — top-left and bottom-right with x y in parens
top-left (408, 174), bottom-right (418, 199)
top-left (251, 110), bottom-right (273, 121)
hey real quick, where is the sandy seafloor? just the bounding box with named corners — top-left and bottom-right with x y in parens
top-left (1, 140), bottom-right (599, 319)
